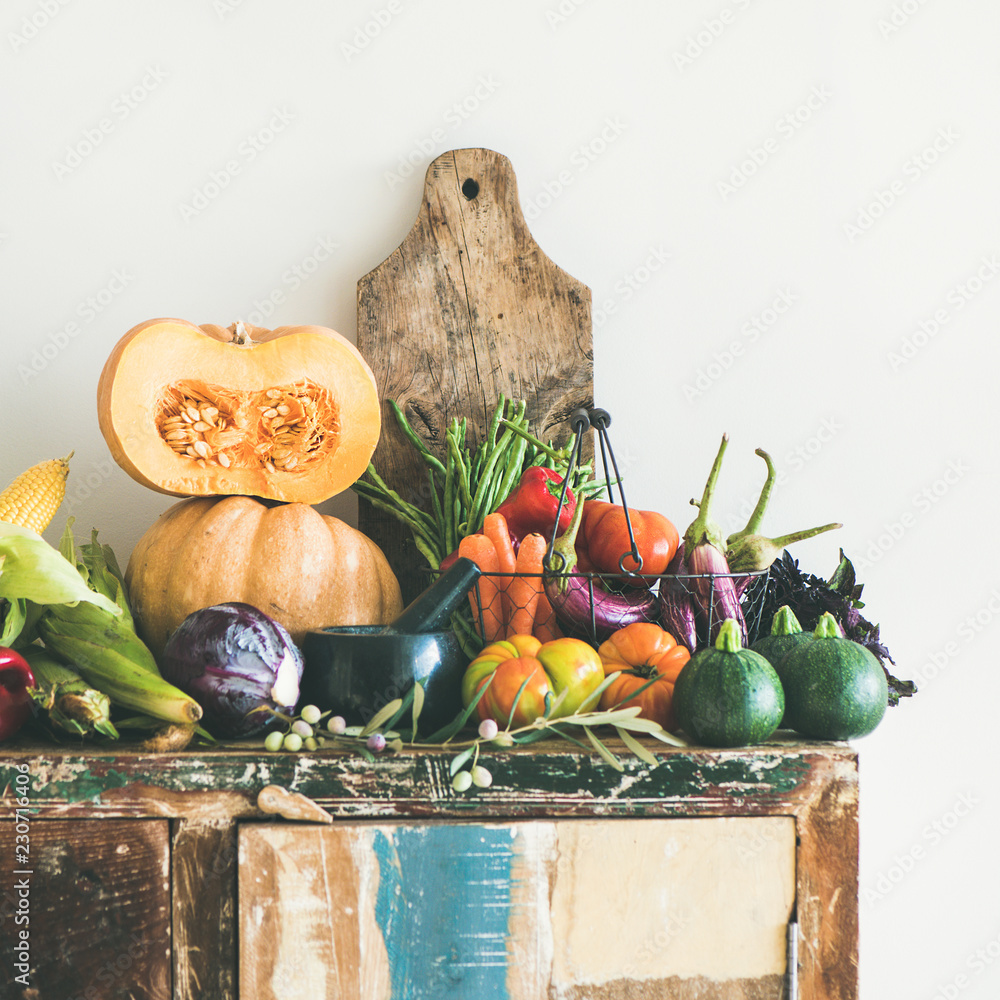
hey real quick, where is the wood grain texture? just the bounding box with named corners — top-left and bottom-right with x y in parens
top-left (239, 817), bottom-right (795, 1000)
top-left (172, 818), bottom-right (237, 1000)
top-left (795, 755), bottom-right (859, 1000)
top-left (1, 736), bottom-right (859, 999)
top-left (0, 818), bottom-right (171, 1000)
top-left (357, 147), bottom-right (594, 600)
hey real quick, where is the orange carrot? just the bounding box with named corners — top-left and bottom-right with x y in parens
top-left (458, 533), bottom-right (504, 642)
top-left (532, 589), bottom-right (563, 642)
top-left (483, 512), bottom-right (517, 631)
top-left (506, 532), bottom-right (547, 639)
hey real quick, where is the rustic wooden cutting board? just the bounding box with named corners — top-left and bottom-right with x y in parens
top-left (357, 147), bottom-right (594, 600)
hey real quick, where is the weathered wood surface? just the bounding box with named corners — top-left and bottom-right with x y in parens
top-left (0, 737), bottom-right (858, 999)
top-left (240, 816), bottom-right (795, 1000)
top-left (357, 147), bottom-right (594, 601)
top-left (172, 818), bottom-right (237, 1000)
top-left (0, 818), bottom-right (171, 999)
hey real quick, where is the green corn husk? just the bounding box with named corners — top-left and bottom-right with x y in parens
top-left (60, 521), bottom-right (135, 630)
top-left (36, 613), bottom-right (202, 725)
top-left (40, 598), bottom-right (160, 673)
top-left (23, 647), bottom-right (119, 739)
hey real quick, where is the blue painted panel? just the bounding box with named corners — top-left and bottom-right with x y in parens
top-left (373, 826), bottom-right (514, 1000)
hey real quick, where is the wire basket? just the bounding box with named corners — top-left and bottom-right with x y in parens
top-left (464, 566), bottom-right (770, 652)
top-left (457, 406), bottom-right (770, 656)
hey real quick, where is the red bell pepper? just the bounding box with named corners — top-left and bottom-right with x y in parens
top-left (494, 467), bottom-right (576, 549)
top-left (0, 647), bottom-right (36, 742)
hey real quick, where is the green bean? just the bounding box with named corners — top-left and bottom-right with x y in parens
top-left (485, 430), bottom-right (527, 518)
top-left (356, 467), bottom-right (437, 534)
top-left (413, 534), bottom-right (443, 571)
top-left (388, 400), bottom-right (447, 478)
top-left (427, 468), bottom-right (445, 538)
top-left (443, 451), bottom-right (456, 553)
top-left (353, 489), bottom-right (441, 555)
top-left (447, 433), bottom-right (473, 514)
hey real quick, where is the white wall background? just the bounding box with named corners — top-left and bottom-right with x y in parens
top-left (2, 1), bottom-right (996, 995)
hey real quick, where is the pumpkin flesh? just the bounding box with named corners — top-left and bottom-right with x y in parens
top-left (125, 495), bottom-right (403, 659)
top-left (98, 318), bottom-right (380, 504)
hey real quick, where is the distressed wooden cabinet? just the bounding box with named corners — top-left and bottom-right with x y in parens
top-left (0, 738), bottom-right (858, 999)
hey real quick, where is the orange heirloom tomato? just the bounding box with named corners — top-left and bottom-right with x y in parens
top-left (597, 622), bottom-right (690, 729)
top-left (576, 500), bottom-right (679, 578)
top-left (461, 634), bottom-right (604, 728)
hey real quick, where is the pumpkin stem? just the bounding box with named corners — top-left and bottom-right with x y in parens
top-left (229, 321), bottom-right (255, 347)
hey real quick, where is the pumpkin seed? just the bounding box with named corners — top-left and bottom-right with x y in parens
top-left (218, 452), bottom-right (231, 468)
top-left (193, 421), bottom-right (212, 432)
top-left (193, 440), bottom-right (211, 459)
top-left (262, 407), bottom-right (279, 419)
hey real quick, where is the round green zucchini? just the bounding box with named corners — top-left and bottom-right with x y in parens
top-left (779, 612), bottom-right (888, 740)
top-left (673, 618), bottom-right (784, 747)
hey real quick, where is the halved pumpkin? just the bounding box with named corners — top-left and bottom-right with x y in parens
top-left (125, 495), bottom-right (404, 658)
top-left (98, 318), bottom-right (380, 504)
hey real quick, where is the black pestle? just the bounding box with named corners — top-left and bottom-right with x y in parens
top-left (379, 557), bottom-right (481, 635)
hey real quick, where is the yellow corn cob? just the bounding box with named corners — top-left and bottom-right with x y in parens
top-left (0, 452), bottom-right (73, 533)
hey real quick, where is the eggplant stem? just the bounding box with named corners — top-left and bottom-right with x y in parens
top-left (683, 433), bottom-right (728, 555)
top-left (768, 522), bottom-right (843, 548)
top-left (696, 433), bottom-right (728, 514)
top-left (729, 448), bottom-right (776, 543)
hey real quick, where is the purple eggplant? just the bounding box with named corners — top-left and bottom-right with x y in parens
top-left (543, 494), bottom-right (657, 642)
top-left (657, 545), bottom-right (699, 653)
top-left (683, 433), bottom-right (746, 644)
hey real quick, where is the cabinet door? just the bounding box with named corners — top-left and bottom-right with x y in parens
top-left (240, 816), bottom-right (795, 999)
top-left (0, 819), bottom-right (171, 1000)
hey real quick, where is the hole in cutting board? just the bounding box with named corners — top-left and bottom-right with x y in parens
top-left (461, 177), bottom-right (479, 200)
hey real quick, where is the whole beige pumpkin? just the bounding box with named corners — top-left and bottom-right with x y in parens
top-left (125, 496), bottom-right (403, 658)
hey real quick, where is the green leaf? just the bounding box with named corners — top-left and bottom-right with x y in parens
top-left (411, 681), bottom-right (425, 742)
top-left (605, 672), bottom-right (662, 709)
top-left (449, 747), bottom-right (474, 776)
top-left (358, 746), bottom-right (375, 763)
top-left (583, 726), bottom-right (624, 772)
top-left (506, 672), bottom-right (535, 730)
top-left (641, 726), bottom-right (688, 747)
top-left (382, 687), bottom-right (416, 733)
top-left (419, 674), bottom-right (495, 744)
top-left (512, 727), bottom-right (556, 746)
top-left (361, 698), bottom-right (404, 737)
top-left (558, 707), bottom-right (643, 728)
top-left (0, 523), bottom-right (120, 615)
top-left (576, 670), bottom-right (621, 714)
top-left (615, 726), bottom-right (659, 767)
top-left (343, 725), bottom-right (365, 737)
